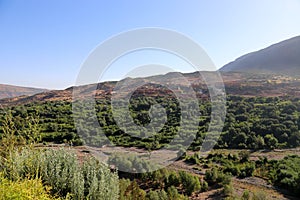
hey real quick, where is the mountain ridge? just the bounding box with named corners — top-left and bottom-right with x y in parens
top-left (0, 84), bottom-right (47, 100)
top-left (2, 71), bottom-right (300, 107)
top-left (220, 36), bottom-right (300, 75)
top-left (2, 35), bottom-right (300, 105)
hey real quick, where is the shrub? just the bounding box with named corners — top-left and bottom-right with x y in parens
top-left (0, 111), bottom-right (26, 158)
top-left (224, 164), bottom-right (240, 176)
top-left (81, 158), bottom-right (119, 200)
top-left (146, 190), bottom-right (160, 200)
top-left (205, 167), bottom-right (219, 184)
top-left (166, 171), bottom-right (180, 188)
top-left (185, 153), bottom-right (200, 164)
top-left (119, 179), bottom-right (131, 200)
top-left (179, 171), bottom-right (201, 195)
top-left (223, 183), bottom-right (234, 197)
top-left (238, 151), bottom-right (250, 163)
top-left (239, 162), bottom-right (256, 178)
top-left (121, 180), bottom-right (146, 200)
top-left (146, 190), bottom-right (168, 200)
top-left (241, 190), bottom-right (250, 200)
top-left (201, 180), bottom-right (209, 192)
top-left (4, 148), bottom-right (119, 200)
top-left (252, 190), bottom-right (268, 200)
top-left (108, 153), bottom-right (156, 173)
top-left (0, 173), bottom-right (58, 200)
top-left (167, 186), bottom-right (179, 200)
top-left (167, 186), bottom-right (188, 200)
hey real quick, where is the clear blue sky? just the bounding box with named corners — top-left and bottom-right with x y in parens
top-left (1, 0), bottom-right (300, 89)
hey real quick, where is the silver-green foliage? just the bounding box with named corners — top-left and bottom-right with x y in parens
top-left (6, 148), bottom-right (119, 200)
top-left (82, 158), bottom-right (119, 200)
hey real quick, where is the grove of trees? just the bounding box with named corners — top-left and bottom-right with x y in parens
top-left (1, 95), bottom-right (300, 150)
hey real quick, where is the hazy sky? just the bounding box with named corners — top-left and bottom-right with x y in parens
top-left (1, 0), bottom-right (300, 89)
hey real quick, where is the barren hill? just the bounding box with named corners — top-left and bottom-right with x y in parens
top-left (0, 84), bottom-right (47, 100)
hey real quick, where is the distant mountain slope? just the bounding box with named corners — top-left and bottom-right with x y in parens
top-left (220, 36), bottom-right (300, 75)
top-left (3, 71), bottom-right (300, 107)
top-left (0, 72), bottom-right (217, 106)
top-left (0, 84), bottom-right (47, 99)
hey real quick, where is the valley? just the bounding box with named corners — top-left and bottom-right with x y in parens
top-left (1, 35), bottom-right (300, 199)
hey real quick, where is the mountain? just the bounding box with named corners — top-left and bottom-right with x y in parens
top-left (3, 71), bottom-right (300, 107)
top-left (0, 84), bottom-right (47, 100)
top-left (220, 36), bottom-right (300, 75)
top-left (3, 36), bottom-right (300, 104)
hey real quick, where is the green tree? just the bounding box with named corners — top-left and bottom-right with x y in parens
top-left (264, 134), bottom-right (278, 149)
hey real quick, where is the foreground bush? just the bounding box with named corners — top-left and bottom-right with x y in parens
top-left (4, 148), bottom-right (119, 200)
top-left (0, 173), bottom-right (58, 200)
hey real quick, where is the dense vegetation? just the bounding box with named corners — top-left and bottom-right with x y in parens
top-left (5, 148), bottom-right (119, 199)
top-left (0, 128), bottom-right (119, 200)
top-left (0, 111), bottom-right (232, 199)
top-left (185, 151), bottom-right (300, 198)
top-left (186, 151), bottom-right (256, 179)
top-left (109, 153), bottom-right (233, 199)
top-left (266, 155), bottom-right (300, 196)
top-left (0, 174), bottom-right (58, 200)
top-left (0, 109), bottom-right (299, 199)
top-left (1, 95), bottom-right (300, 150)
top-left (1, 93), bottom-right (300, 199)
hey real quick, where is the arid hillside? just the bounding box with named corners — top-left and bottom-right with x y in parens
top-left (1, 71), bottom-right (300, 107)
top-left (0, 84), bottom-right (47, 100)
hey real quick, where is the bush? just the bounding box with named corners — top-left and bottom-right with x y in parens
top-left (179, 171), bottom-right (201, 195)
top-left (205, 167), bottom-right (229, 185)
top-left (241, 190), bottom-right (250, 200)
top-left (120, 180), bottom-right (146, 200)
top-left (239, 162), bottom-right (256, 178)
top-left (252, 190), bottom-right (268, 200)
top-left (167, 186), bottom-right (179, 200)
top-left (185, 153), bottom-right (200, 164)
top-left (81, 158), bottom-right (119, 200)
top-left (223, 182), bottom-right (234, 197)
top-left (146, 190), bottom-right (168, 200)
top-left (108, 153), bottom-right (156, 173)
top-left (146, 190), bottom-right (160, 200)
top-left (205, 167), bottom-right (218, 184)
top-left (167, 186), bottom-right (188, 200)
top-left (201, 180), bottom-right (209, 192)
top-left (4, 148), bottom-right (119, 200)
top-left (119, 179), bottom-right (135, 200)
top-left (238, 151), bottom-right (250, 163)
top-left (0, 173), bottom-right (58, 200)
top-left (165, 171), bottom-right (180, 188)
